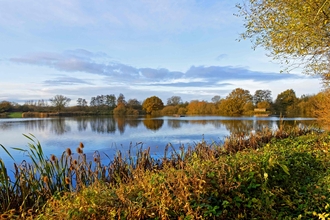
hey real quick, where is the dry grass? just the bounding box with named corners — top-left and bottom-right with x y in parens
top-left (0, 125), bottom-right (327, 219)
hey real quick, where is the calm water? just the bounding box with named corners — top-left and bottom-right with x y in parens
top-left (0, 116), bottom-right (317, 167)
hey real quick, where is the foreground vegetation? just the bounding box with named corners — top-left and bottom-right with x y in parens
top-left (0, 126), bottom-right (330, 219)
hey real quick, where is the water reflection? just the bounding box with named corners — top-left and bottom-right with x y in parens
top-left (76, 117), bottom-right (88, 131)
top-left (143, 118), bottom-right (164, 131)
top-left (0, 116), bottom-right (317, 136)
top-left (125, 116), bottom-right (141, 128)
top-left (221, 120), bottom-right (254, 135)
top-left (90, 117), bottom-right (116, 134)
top-left (0, 116), bottom-right (318, 168)
top-left (50, 118), bottom-right (70, 135)
top-left (25, 119), bottom-right (49, 132)
top-left (167, 119), bottom-right (187, 129)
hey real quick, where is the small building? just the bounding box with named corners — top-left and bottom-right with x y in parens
top-left (254, 108), bottom-right (269, 117)
top-left (254, 108), bottom-right (267, 112)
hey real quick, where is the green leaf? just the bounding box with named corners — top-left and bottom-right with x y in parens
top-left (279, 163), bottom-right (290, 175)
top-left (0, 144), bottom-right (14, 161)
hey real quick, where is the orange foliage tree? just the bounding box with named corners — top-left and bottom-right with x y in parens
top-left (314, 89), bottom-right (330, 130)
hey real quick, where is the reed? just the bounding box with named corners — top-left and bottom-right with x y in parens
top-left (0, 125), bottom-right (324, 218)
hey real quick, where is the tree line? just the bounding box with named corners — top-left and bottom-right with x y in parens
top-left (0, 88), bottom-right (326, 118)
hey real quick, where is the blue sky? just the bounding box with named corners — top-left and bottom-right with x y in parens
top-left (0, 0), bottom-right (322, 105)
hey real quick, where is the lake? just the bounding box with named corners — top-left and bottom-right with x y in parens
top-left (0, 116), bottom-right (317, 167)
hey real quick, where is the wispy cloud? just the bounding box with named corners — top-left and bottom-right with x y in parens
top-left (0, 1), bottom-right (323, 104)
top-left (216, 54), bottom-right (227, 61)
top-left (44, 76), bottom-right (93, 86)
top-left (10, 49), bottom-right (302, 90)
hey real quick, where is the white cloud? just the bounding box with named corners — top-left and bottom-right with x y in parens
top-left (0, 1), bottom-right (323, 104)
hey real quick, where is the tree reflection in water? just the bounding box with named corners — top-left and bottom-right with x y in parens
top-left (50, 118), bottom-right (70, 135)
top-left (90, 117), bottom-right (116, 134)
top-left (115, 116), bottom-right (125, 134)
top-left (125, 116), bottom-right (141, 128)
top-left (221, 120), bottom-right (254, 135)
top-left (2, 116), bottom-right (316, 136)
top-left (167, 119), bottom-right (187, 129)
top-left (143, 118), bottom-right (164, 131)
top-left (76, 117), bottom-right (88, 131)
top-left (24, 119), bottom-right (49, 132)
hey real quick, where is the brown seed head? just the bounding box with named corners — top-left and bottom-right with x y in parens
top-left (73, 159), bottom-right (78, 165)
top-left (77, 147), bottom-right (83, 154)
top-left (66, 148), bottom-right (72, 156)
top-left (93, 157), bottom-right (99, 163)
top-left (43, 176), bottom-right (49, 183)
top-left (27, 209), bottom-right (33, 215)
top-left (79, 142), bottom-right (84, 148)
top-left (50, 154), bottom-right (57, 162)
top-left (65, 177), bottom-right (71, 184)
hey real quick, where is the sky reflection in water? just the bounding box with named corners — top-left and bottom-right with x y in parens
top-left (0, 116), bottom-right (317, 167)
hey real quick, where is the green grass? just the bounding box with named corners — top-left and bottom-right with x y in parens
top-left (1, 126), bottom-right (330, 219)
top-left (8, 112), bottom-right (22, 118)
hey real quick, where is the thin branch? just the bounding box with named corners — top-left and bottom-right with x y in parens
top-left (313, 0), bottom-right (330, 22)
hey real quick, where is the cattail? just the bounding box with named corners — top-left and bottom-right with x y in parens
top-left (77, 147), bottom-right (83, 154)
top-left (66, 148), bottom-right (72, 156)
top-left (43, 176), bottom-right (49, 183)
top-left (65, 177), bottom-right (71, 185)
top-left (79, 142), bottom-right (84, 149)
top-left (50, 154), bottom-right (57, 162)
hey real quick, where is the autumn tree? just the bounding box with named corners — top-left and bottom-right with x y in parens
top-left (142, 96), bottom-right (164, 114)
top-left (219, 88), bottom-right (253, 116)
top-left (117, 93), bottom-right (126, 105)
top-left (113, 103), bottom-right (126, 115)
top-left (253, 90), bottom-right (272, 105)
top-left (314, 89), bottom-right (330, 129)
top-left (126, 99), bottom-right (141, 115)
top-left (186, 100), bottom-right (216, 115)
top-left (49, 95), bottom-right (71, 111)
top-left (113, 94), bottom-right (128, 115)
top-left (274, 89), bottom-right (298, 116)
top-left (161, 106), bottom-right (179, 115)
top-left (295, 94), bottom-right (318, 117)
top-left (237, 0), bottom-right (330, 82)
top-left (0, 101), bottom-right (13, 113)
top-left (186, 100), bottom-right (203, 115)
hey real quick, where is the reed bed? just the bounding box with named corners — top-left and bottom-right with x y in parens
top-left (21, 111), bottom-right (99, 118)
top-left (0, 125), bottom-right (328, 219)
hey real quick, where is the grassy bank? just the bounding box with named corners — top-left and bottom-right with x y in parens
top-left (8, 112), bottom-right (23, 118)
top-left (1, 127), bottom-right (330, 219)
